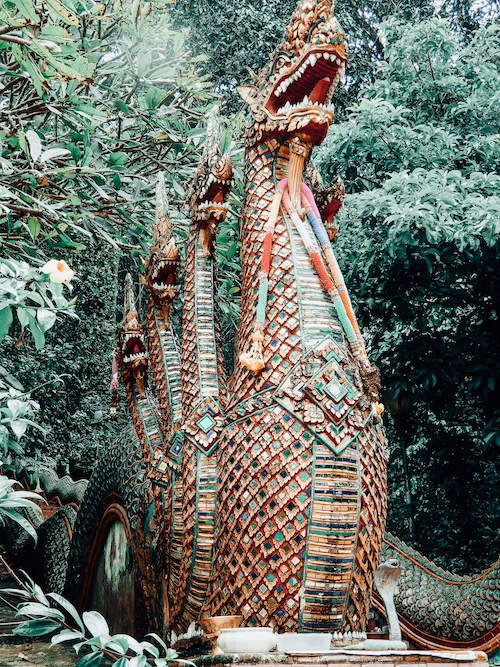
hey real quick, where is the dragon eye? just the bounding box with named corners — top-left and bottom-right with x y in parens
top-left (276, 56), bottom-right (288, 69)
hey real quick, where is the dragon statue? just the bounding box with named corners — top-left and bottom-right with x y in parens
top-left (6, 0), bottom-right (498, 655)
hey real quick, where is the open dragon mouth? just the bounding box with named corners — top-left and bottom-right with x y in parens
top-left (122, 332), bottom-right (148, 364)
top-left (150, 258), bottom-right (179, 291)
top-left (195, 184), bottom-right (230, 222)
top-left (266, 49), bottom-right (345, 117)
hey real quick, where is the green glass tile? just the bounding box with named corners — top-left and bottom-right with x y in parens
top-left (325, 378), bottom-right (347, 402)
top-left (197, 414), bottom-right (215, 433)
top-left (275, 532), bottom-right (284, 542)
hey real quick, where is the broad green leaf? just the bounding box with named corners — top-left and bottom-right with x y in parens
top-left (37, 309), bottom-right (57, 332)
top-left (25, 130), bottom-right (42, 162)
top-left (27, 314), bottom-right (45, 349)
top-left (0, 307), bottom-right (13, 342)
top-left (51, 629), bottom-right (85, 644)
top-left (12, 0), bottom-right (39, 23)
top-left (75, 653), bottom-right (103, 667)
top-left (17, 603), bottom-right (64, 620)
top-left (27, 217), bottom-right (41, 241)
top-left (14, 619), bottom-right (60, 636)
top-left (108, 152), bottom-right (128, 167)
top-left (44, 0), bottom-right (78, 25)
top-left (82, 610), bottom-right (109, 637)
top-left (48, 592), bottom-right (85, 632)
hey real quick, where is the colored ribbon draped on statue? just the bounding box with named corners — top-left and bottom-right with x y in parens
top-left (240, 178), bottom-right (371, 372)
top-left (239, 180), bottom-right (286, 372)
top-left (110, 351), bottom-right (119, 419)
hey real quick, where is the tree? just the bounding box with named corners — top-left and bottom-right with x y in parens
top-left (316, 17), bottom-right (499, 572)
top-left (0, 0), bottom-right (218, 469)
top-left (170, 0), bottom-right (434, 115)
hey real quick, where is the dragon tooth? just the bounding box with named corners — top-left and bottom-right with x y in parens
top-left (309, 53), bottom-right (317, 66)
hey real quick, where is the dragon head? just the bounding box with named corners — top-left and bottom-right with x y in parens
top-left (238, 0), bottom-right (347, 145)
top-left (187, 107), bottom-right (233, 256)
top-left (143, 173), bottom-right (180, 311)
top-left (118, 274), bottom-right (148, 396)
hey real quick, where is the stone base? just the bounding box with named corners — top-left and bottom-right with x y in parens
top-left (191, 650), bottom-right (488, 667)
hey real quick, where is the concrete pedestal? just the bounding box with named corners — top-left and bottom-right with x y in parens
top-left (191, 650), bottom-right (488, 667)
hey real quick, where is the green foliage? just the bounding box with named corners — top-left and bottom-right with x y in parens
top-left (0, 257), bottom-right (75, 458)
top-left (1, 0), bottom-right (216, 261)
top-left (3, 241), bottom-right (119, 468)
top-left (0, 0), bottom-right (219, 470)
top-left (170, 0), bottom-right (435, 114)
top-left (0, 475), bottom-right (42, 543)
top-left (3, 567), bottom-right (187, 665)
top-left (317, 17), bottom-right (499, 571)
top-left (0, 258), bottom-right (76, 348)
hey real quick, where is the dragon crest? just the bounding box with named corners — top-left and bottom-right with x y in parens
top-left (187, 107), bottom-right (233, 256)
top-left (143, 174), bottom-right (181, 314)
top-left (117, 273), bottom-right (148, 397)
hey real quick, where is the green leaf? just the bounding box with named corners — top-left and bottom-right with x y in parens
top-left (0, 307), bottom-right (13, 342)
top-left (82, 610), bottom-right (109, 637)
top-left (108, 152), bottom-right (128, 167)
top-left (145, 87), bottom-right (165, 109)
top-left (48, 592), bottom-right (85, 632)
top-left (44, 0), bottom-right (79, 25)
top-left (9, 419), bottom-right (28, 439)
top-left (12, 0), bottom-right (39, 23)
top-left (37, 309), bottom-right (57, 332)
top-left (75, 653), bottom-right (103, 667)
top-left (17, 603), bottom-right (64, 620)
top-left (27, 217), bottom-right (41, 241)
top-left (14, 619), bottom-right (60, 637)
top-left (51, 629), bottom-right (85, 644)
top-left (27, 314), bottom-right (45, 349)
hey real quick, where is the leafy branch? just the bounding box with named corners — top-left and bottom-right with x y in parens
top-left (0, 554), bottom-right (193, 666)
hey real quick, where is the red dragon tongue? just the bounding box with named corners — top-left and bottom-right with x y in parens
top-left (308, 77), bottom-right (331, 104)
top-left (213, 191), bottom-right (224, 203)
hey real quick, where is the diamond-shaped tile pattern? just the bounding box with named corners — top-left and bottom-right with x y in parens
top-left (181, 226), bottom-right (227, 418)
top-left (138, 138), bottom-right (389, 638)
top-left (345, 420), bottom-right (388, 631)
top-left (207, 403), bottom-right (313, 630)
top-left (184, 397), bottom-right (223, 455)
top-left (230, 143), bottom-right (303, 400)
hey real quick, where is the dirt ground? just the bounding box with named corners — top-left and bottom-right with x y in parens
top-left (0, 641), bottom-right (76, 666)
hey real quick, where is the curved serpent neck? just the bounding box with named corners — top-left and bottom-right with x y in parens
top-left (181, 222), bottom-right (227, 419)
top-left (230, 137), bottom-right (344, 402)
top-left (379, 534), bottom-right (500, 652)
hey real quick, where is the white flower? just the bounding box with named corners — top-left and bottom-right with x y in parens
top-left (41, 259), bottom-right (74, 284)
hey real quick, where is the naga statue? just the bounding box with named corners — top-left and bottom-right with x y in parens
top-left (10, 0), bottom-right (498, 655)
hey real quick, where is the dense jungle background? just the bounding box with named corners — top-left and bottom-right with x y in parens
top-left (0, 0), bottom-right (498, 574)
